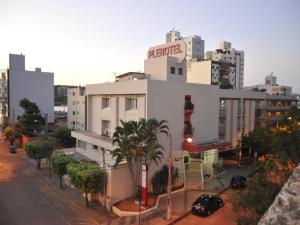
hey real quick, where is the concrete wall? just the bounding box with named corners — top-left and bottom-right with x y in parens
top-left (187, 60), bottom-right (212, 85)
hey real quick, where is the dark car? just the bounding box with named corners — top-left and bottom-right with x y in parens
top-left (192, 194), bottom-right (224, 217)
top-left (230, 175), bottom-right (247, 189)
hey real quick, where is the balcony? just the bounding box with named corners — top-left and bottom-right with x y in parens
top-left (266, 105), bottom-right (291, 111)
top-left (182, 139), bottom-right (230, 152)
top-left (71, 130), bottom-right (113, 150)
top-left (184, 102), bottom-right (194, 114)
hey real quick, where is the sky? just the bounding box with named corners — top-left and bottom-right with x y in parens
top-left (0, 0), bottom-right (300, 92)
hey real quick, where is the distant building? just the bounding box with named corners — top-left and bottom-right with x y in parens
top-left (244, 74), bottom-right (292, 96)
top-left (244, 74), bottom-right (296, 127)
top-left (54, 85), bottom-right (77, 105)
top-left (256, 95), bottom-right (297, 128)
top-left (187, 59), bottom-right (236, 89)
top-left (1, 54), bottom-right (54, 123)
top-left (150, 31), bottom-right (243, 90)
top-left (165, 30), bottom-right (205, 61)
top-left (67, 87), bottom-right (86, 130)
top-left (115, 72), bottom-right (150, 82)
top-left (203, 41), bottom-right (244, 89)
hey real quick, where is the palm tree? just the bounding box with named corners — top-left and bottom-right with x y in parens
top-left (111, 118), bottom-right (169, 196)
top-left (112, 120), bottom-right (141, 194)
top-left (139, 118), bottom-right (169, 168)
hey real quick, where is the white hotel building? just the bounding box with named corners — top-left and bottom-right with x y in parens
top-left (71, 31), bottom-right (265, 207)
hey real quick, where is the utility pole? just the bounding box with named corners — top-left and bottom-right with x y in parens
top-left (101, 147), bottom-right (107, 209)
top-left (167, 133), bottom-right (172, 221)
top-left (11, 109), bottom-right (15, 146)
top-left (44, 113), bottom-right (48, 137)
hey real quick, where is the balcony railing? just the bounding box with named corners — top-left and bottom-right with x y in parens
top-left (182, 139), bottom-right (230, 152)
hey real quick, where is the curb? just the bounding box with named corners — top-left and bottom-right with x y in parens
top-left (112, 188), bottom-right (185, 217)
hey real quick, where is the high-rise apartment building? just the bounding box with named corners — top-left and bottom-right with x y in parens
top-left (67, 87), bottom-right (86, 130)
top-left (1, 54), bottom-right (54, 123)
top-left (165, 30), bottom-right (205, 61)
top-left (205, 41), bottom-right (244, 89)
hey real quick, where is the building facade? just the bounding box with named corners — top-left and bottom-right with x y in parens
top-left (256, 95), bottom-right (297, 128)
top-left (244, 74), bottom-right (292, 96)
top-left (67, 87), bottom-right (86, 130)
top-left (165, 30), bottom-right (205, 61)
top-left (1, 54), bottom-right (54, 123)
top-left (205, 41), bottom-right (244, 89)
top-left (0, 71), bottom-right (7, 124)
top-left (71, 50), bottom-right (264, 207)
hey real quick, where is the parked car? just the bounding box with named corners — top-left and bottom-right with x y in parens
top-left (192, 194), bottom-right (224, 217)
top-left (230, 175), bottom-right (247, 189)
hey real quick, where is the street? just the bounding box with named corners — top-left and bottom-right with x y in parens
top-left (0, 135), bottom-right (116, 225)
top-left (174, 189), bottom-right (237, 225)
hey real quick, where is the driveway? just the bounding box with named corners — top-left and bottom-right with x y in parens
top-left (0, 135), bottom-right (116, 225)
top-left (174, 189), bottom-right (237, 225)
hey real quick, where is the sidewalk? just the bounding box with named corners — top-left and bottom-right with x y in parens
top-left (100, 163), bottom-right (255, 225)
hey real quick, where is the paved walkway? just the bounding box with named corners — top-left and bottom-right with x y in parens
top-left (0, 133), bottom-right (116, 225)
top-left (100, 162), bottom-right (255, 225)
top-left (0, 131), bottom-right (255, 225)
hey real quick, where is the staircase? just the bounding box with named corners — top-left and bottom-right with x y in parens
top-left (185, 160), bottom-right (203, 189)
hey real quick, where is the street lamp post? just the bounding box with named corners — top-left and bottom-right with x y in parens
top-left (9, 109), bottom-right (15, 146)
top-left (167, 133), bottom-right (173, 221)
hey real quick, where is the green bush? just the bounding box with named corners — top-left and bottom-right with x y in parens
top-left (184, 102), bottom-right (194, 110)
top-left (67, 162), bottom-right (105, 207)
top-left (151, 165), bottom-right (179, 195)
top-left (25, 140), bottom-right (53, 169)
top-left (54, 128), bottom-right (76, 148)
top-left (51, 154), bottom-right (77, 188)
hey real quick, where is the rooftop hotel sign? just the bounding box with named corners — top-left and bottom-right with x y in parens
top-left (147, 40), bottom-right (186, 62)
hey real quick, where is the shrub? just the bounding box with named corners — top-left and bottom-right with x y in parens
top-left (67, 162), bottom-right (105, 207)
top-left (51, 154), bottom-right (78, 188)
top-left (54, 128), bottom-right (76, 148)
top-left (25, 140), bottom-right (53, 169)
top-left (151, 165), bottom-right (179, 195)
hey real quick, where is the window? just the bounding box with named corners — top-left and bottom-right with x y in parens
top-left (102, 120), bottom-right (110, 136)
top-left (73, 111), bottom-right (75, 115)
top-left (72, 121), bottom-right (75, 125)
top-left (79, 88), bottom-right (85, 96)
top-left (78, 140), bottom-right (86, 150)
top-left (92, 145), bottom-right (98, 150)
top-left (102, 97), bottom-right (110, 108)
top-left (170, 67), bottom-right (176, 74)
top-left (72, 92), bottom-right (75, 96)
top-left (125, 97), bottom-right (137, 110)
top-left (178, 68), bottom-right (183, 75)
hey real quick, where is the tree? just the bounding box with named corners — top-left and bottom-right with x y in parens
top-left (134, 118), bottom-right (169, 168)
top-left (111, 118), bottom-right (169, 197)
top-left (233, 172), bottom-right (281, 224)
top-left (271, 125), bottom-right (300, 167)
top-left (54, 128), bottom-right (76, 148)
top-left (219, 78), bottom-right (233, 89)
top-left (51, 154), bottom-right (77, 188)
top-left (4, 126), bottom-right (14, 145)
top-left (151, 165), bottom-right (179, 195)
top-left (242, 127), bottom-right (272, 158)
top-left (17, 98), bottom-right (45, 136)
top-left (67, 162), bottom-right (105, 207)
top-left (25, 140), bottom-right (53, 169)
